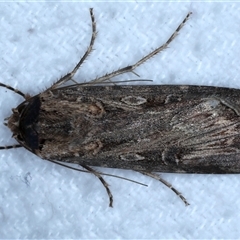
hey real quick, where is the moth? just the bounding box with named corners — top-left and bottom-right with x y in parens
top-left (1, 9), bottom-right (239, 207)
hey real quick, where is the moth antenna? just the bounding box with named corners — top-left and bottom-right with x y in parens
top-left (48, 160), bottom-right (148, 186)
top-left (83, 79), bottom-right (153, 86)
top-left (57, 79), bottom-right (153, 90)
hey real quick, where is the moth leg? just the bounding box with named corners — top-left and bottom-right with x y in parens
top-left (0, 145), bottom-right (22, 150)
top-left (80, 164), bottom-right (114, 207)
top-left (0, 83), bottom-right (28, 99)
top-left (90, 12), bottom-right (192, 84)
top-left (137, 170), bottom-right (189, 206)
top-left (51, 8), bottom-right (97, 89)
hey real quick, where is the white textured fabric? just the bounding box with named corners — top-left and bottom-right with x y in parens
top-left (0, 2), bottom-right (240, 239)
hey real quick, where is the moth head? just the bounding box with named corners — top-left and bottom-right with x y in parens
top-left (5, 108), bottom-right (19, 134)
top-left (4, 96), bottom-right (41, 153)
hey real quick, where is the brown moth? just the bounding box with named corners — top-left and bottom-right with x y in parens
top-left (1, 9), bottom-right (239, 207)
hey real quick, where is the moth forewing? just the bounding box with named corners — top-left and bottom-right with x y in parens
top-left (36, 85), bottom-right (240, 174)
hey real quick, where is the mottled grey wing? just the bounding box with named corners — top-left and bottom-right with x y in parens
top-left (39, 85), bottom-right (240, 173)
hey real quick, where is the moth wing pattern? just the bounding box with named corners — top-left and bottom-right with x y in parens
top-left (37, 85), bottom-right (240, 175)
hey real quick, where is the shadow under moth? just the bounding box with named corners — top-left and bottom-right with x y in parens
top-left (1, 9), bottom-right (239, 207)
